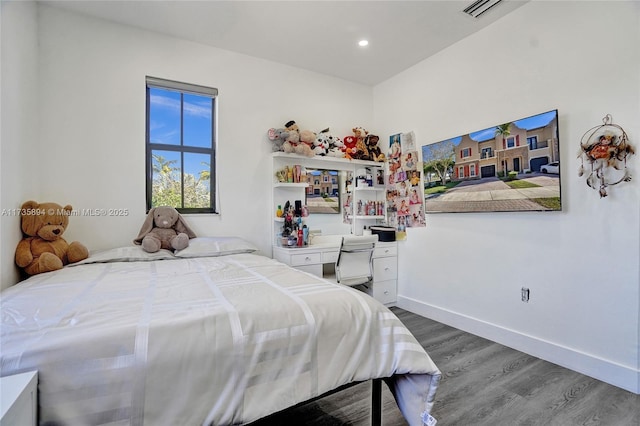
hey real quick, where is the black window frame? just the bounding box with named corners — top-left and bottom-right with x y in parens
top-left (145, 76), bottom-right (218, 214)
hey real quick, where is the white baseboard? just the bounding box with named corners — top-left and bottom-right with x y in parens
top-left (397, 295), bottom-right (640, 395)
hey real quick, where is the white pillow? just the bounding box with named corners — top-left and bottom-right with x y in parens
top-left (68, 246), bottom-right (176, 266)
top-left (173, 237), bottom-right (258, 258)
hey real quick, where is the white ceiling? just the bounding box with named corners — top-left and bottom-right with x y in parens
top-left (43, 0), bottom-right (529, 86)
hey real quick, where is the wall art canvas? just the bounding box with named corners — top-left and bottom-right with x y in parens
top-left (422, 109), bottom-right (561, 213)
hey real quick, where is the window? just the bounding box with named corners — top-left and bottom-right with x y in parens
top-left (146, 76), bottom-right (217, 213)
top-left (469, 164), bottom-right (476, 177)
top-left (461, 147), bottom-right (471, 158)
top-left (527, 136), bottom-right (538, 150)
top-left (481, 147), bottom-right (493, 159)
top-left (458, 166), bottom-right (465, 178)
top-left (506, 136), bottom-right (515, 148)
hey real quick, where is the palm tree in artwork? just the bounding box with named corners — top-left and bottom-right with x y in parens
top-left (495, 123), bottom-right (512, 176)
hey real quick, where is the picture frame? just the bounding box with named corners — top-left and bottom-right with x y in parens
top-left (305, 169), bottom-right (341, 214)
top-left (422, 109), bottom-right (561, 213)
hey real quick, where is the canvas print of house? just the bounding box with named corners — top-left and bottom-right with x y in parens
top-left (422, 109), bottom-right (561, 213)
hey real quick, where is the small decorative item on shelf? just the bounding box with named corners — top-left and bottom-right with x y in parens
top-left (267, 127), bottom-right (288, 152)
top-left (351, 127), bottom-right (370, 160)
top-left (343, 136), bottom-right (358, 159)
top-left (278, 199), bottom-right (309, 247)
top-left (282, 120), bottom-right (315, 157)
top-left (364, 134), bottom-right (385, 162)
top-left (578, 114), bottom-right (635, 198)
top-left (275, 164), bottom-right (306, 183)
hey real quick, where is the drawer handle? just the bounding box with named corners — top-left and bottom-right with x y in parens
top-left (384, 249), bottom-right (390, 253)
top-left (384, 267), bottom-right (390, 271)
top-left (384, 290), bottom-right (389, 295)
top-left (305, 257), bottom-right (312, 261)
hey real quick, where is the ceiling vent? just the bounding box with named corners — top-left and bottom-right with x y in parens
top-left (463, 0), bottom-right (503, 18)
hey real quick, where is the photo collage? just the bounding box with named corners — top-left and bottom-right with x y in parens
top-left (387, 131), bottom-right (426, 231)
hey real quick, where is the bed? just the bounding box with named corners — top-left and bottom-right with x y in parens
top-left (1, 237), bottom-right (441, 425)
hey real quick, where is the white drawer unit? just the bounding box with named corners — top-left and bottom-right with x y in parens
top-left (1, 371), bottom-right (37, 426)
top-left (369, 241), bottom-right (398, 306)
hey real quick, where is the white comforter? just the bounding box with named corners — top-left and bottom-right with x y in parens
top-left (1, 252), bottom-right (440, 425)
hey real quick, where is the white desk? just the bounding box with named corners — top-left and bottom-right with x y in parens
top-left (273, 235), bottom-right (398, 306)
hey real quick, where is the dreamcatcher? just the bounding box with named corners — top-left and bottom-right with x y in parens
top-left (578, 114), bottom-right (634, 198)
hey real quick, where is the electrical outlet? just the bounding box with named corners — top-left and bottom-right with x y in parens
top-left (521, 287), bottom-right (530, 303)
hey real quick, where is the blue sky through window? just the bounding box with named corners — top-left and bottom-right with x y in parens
top-left (149, 88), bottom-right (212, 179)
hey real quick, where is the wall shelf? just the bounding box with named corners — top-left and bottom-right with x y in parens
top-left (272, 152), bottom-right (384, 170)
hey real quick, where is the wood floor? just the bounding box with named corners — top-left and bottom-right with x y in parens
top-left (250, 307), bottom-right (640, 426)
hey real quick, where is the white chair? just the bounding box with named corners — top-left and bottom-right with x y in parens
top-left (335, 235), bottom-right (378, 288)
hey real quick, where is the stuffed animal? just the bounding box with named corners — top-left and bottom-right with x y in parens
top-left (312, 132), bottom-right (330, 156)
top-left (351, 126), bottom-right (370, 160)
top-left (342, 135), bottom-right (358, 159)
top-left (299, 129), bottom-right (317, 157)
top-left (327, 136), bottom-right (345, 157)
top-left (282, 126), bottom-right (300, 154)
top-left (285, 120), bottom-right (300, 133)
top-left (315, 128), bottom-right (344, 158)
top-left (267, 128), bottom-right (289, 152)
top-left (133, 206), bottom-right (197, 253)
top-left (282, 120), bottom-right (314, 157)
top-left (365, 134), bottom-right (385, 162)
top-left (15, 200), bottom-right (89, 276)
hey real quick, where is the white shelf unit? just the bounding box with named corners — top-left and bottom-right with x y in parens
top-left (349, 185), bottom-right (386, 236)
top-left (271, 152), bottom-right (386, 249)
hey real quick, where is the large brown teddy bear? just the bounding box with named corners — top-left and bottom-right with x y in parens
top-left (15, 200), bottom-right (89, 276)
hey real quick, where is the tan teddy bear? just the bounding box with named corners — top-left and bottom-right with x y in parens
top-left (15, 200), bottom-right (89, 276)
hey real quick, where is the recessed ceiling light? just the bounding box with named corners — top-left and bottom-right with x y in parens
top-left (358, 40), bottom-right (369, 47)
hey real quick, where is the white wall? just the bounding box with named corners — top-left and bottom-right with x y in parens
top-left (4, 4), bottom-right (372, 291)
top-left (373, 1), bottom-right (640, 393)
top-left (1, 1), bottom-right (41, 288)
